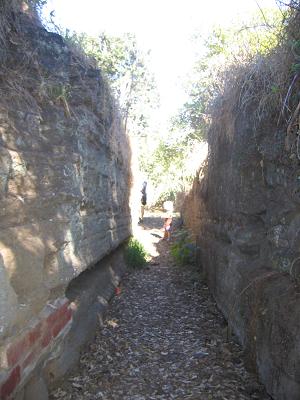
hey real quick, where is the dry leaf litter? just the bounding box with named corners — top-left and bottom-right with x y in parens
top-left (50, 213), bottom-right (271, 400)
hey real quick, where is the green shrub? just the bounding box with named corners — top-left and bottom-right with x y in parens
top-left (154, 190), bottom-right (176, 208)
top-left (125, 238), bottom-right (148, 269)
top-left (171, 233), bottom-right (196, 266)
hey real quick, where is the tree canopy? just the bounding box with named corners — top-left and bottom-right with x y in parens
top-left (173, 7), bottom-right (285, 144)
top-left (142, 6), bottom-right (287, 205)
top-left (42, 4), bottom-right (289, 205)
top-left (65, 31), bottom-right (159, 136)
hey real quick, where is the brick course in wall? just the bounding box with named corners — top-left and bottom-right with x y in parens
top-left (0, 298), bottom-right (73, 399)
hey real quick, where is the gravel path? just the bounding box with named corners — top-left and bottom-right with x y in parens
top-left (50, 213), bottom-right (271, 400)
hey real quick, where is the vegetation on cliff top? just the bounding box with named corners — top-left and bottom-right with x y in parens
top-left (4, 1), bottom-right (300, 203)
top-left (175, 7), bottom-right (286, 142)
top-left (88, 3), bottom-right (296, 204)
top-left (64, 31), bottom-right (159, 137)
top-left (177, 0), bottom-right (300, 160)
top-left (151, 1), bottom-right (300, 204)
top-left (140, 5), bottom-right (288, 204)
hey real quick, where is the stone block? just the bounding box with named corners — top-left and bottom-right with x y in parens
top-left (7, 336), bottom-right (31, 369)
top-left (24, 376), bottom-right (48, 400)
top-left (0, 366), bottom-right (21, 400)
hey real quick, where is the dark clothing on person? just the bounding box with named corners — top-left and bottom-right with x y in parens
top-left (141, 183), bottom-right (147, 206)
top-left (141, 189), bottom-right (147, 206)
top-left (139, 182), bottom-right (147, 223)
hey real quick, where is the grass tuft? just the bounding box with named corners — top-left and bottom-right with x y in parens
top-left (125, 238), bottom-right (148, 269)
top-left (171, 231), bottom-right (196, 266)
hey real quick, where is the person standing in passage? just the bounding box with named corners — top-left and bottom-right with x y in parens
top-left (139, 181), bottom-right (147, 223)
top-left (163, 214), bottom-right (173, 241)
top-left (162, 200), bottom-right (174, 241)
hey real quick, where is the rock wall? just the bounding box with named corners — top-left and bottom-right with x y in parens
top-left (182, 103), bottom-right (300, 399)
top-left (0, 10), bottom-right (131, 399)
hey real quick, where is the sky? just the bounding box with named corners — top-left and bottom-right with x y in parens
top-left (43, 0), bottom-right (279, 127)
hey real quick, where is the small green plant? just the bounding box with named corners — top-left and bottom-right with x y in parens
top-left (47, 83), bottom-right (70, 102)
top-left (171, 232), bottom-right (196, 266)
top-left (271, 85), bottom-right (280, 94)
top-left (46, 83), bottom-right (71, 116)
top-left (125, 238), bottom-right (147, 269)
top-left (291, 62), bottom-right (300, 73)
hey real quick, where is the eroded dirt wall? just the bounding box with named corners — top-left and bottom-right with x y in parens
top-left (0, 10), bottom-right (131, 399)
top-left (182, 104), bottom-right (300, 399)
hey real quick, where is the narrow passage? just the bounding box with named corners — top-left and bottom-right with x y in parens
top-left (50, 212), bottom-right (271, 400)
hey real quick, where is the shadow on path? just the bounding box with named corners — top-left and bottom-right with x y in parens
top-left (50, 211), bottom-right (271, 400)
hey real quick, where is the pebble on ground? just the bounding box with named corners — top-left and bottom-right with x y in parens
top-left (50, 212), bottom-right (271, 400)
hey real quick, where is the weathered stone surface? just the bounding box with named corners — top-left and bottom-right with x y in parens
top-left (0, 256), bottom-right (18, 337)
top-left (0, 13), bottom-right (131, 336)
top-left (0, 9), bottom-right (131, 399)
top-left (43, 247), bottom-right (126, 388)
top-left (183, 105), bottom-right (300, 399)
top-left (23, 376), bottom-right (48, 400)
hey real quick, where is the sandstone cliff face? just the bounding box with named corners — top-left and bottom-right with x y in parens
top-left (183, 103), bottom-right (300, 399)
top-left (0, 12), bottom-right (131, 398)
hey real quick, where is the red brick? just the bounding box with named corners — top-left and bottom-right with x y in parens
top-left (6, 336), bottom-right (29, 368)
top-left (22, 348), bottom-right (38, 370)
top-left (6, 322), bottom-right (42, 368)
top-left (115, 287), bottom-right (121, 295)
top-left (0, 366), bottom-right (21, 400)
top-left (46, 301), bottom-right (69, 327)
top-left (28, 323), bottom-right (42, 346)
top-left (41, 329), bottom-right (52, 349)
top-left (52, 308), bottom-right (72, 338)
